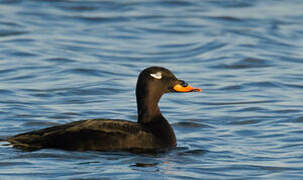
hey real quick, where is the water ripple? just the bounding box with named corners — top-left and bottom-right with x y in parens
top-left (1, 0), bottom-right (303, 179)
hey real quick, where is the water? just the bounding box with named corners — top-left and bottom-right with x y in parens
top-left (1, 0), bottom-right (303, 179)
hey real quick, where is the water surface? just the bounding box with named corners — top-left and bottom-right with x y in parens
top-left (1, 0), bottom-right (303, 179)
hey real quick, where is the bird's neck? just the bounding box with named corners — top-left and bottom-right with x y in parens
top-left (136, 91), bottom-right (162, 124)
top-left (136, 90), bottom-right (176, 147)
top-left (136, 91), bottom-right (176, 147)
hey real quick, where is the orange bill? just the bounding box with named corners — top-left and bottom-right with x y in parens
top-left (173, 84), bottom-right (202, 92)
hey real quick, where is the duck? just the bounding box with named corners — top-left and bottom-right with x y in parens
top-left (7, 66), bottom-right (201, 152)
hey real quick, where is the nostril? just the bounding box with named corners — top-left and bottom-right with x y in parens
top-left (179, 80), bottom-right (188, 87)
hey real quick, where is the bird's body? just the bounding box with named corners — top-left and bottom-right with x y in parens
top-left (8, 118), bottom-right (175, 151)
top-left (7, 66), bottom-right (201, 152)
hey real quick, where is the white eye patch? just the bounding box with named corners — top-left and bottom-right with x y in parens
top-left (150, 72), bottom-right (162, 79)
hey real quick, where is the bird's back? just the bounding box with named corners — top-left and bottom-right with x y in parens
top-left (7, 119), bottom-right (163, 151)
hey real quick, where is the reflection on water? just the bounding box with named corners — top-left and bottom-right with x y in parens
top-left (1, 0), bottom-right (303, 179)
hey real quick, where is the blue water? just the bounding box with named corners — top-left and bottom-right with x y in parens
top-left (1, 0), bottom-right (303, 179)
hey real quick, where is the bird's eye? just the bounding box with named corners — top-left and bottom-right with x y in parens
top-left (150, 72), bottom-right (162, 79)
